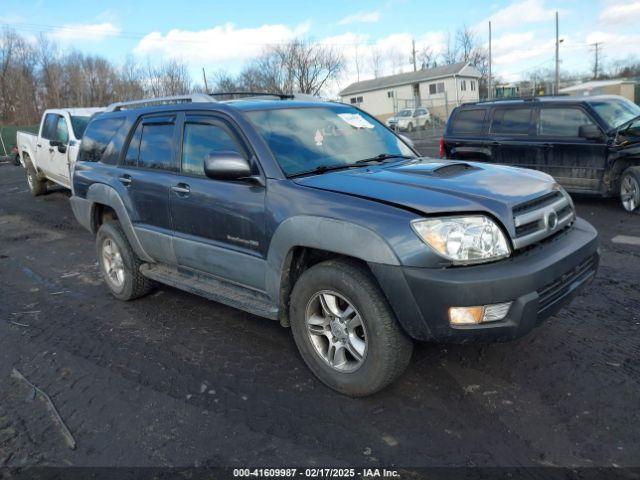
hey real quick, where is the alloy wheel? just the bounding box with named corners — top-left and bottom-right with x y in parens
top-left (305, 290), bottom-right (367, 372)
top-left (621, 174), bottom-right (639, 212)
top-left (101, 238), bottom-right (126, 290)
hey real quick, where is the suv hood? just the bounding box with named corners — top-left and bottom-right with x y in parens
top-left (293, 159), bottom-right (558, 225)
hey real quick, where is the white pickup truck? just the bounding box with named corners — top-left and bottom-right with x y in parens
top-left (17, 108), bottom-right (104, 195)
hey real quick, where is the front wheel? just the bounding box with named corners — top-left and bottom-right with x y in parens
top-left (290, 260), bottom-right (413, 396)
top-left (620, 167), bottom-right (640, 212)
top-left (407, 123), bottom-right (414, 133)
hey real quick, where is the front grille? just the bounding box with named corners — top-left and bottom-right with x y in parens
top-left (511, 191), bottom-right (575, 250)
top-left (537, 255), bottom-right (597, 312)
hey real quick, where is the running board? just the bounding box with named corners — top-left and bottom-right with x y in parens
top-left (140, 263), bottom-right (278, 320)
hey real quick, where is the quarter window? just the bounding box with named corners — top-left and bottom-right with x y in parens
top-left (181, 121), bottom-right (245, 176)
top-left (450, 109), bottom-right (486, 135)
top-left (491, 108), bottom-right (532, 135)
top-left (539, 108), bottom-right (595, 137)
top-left (78, 117), bottom-right (125, 162)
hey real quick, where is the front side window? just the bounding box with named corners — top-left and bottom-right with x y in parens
top-left (491, 107), bottom-right (532, 135)
top-left (78, 117), bottom-right (125, 162)
top-left (55, 117), bottom-right (69, 144)
top-left (41, 114), bottom-right (58, 140)
top-left (539, 108), bottom-right (595, 137)
top-left (246, 105), bottom-right (415, 176)
top-left (181, 121), bottom-right (245, 176)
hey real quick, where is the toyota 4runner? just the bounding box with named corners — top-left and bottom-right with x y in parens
top-left (70, 94), bottom-right (599, 396)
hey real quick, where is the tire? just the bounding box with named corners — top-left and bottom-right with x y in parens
top-left (620, 166), bottom-right (640, 213)
top-left (289, 259), bottom-right (413, 396)
top-left (25, 162), bottom-right (47, 196)
top-left (96, 221), bottom-right (154, 301)
top-left (407, 123), bottom-right (414, 133)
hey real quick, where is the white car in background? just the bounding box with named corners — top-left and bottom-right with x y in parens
top-left (17, 107), bottom-right (104, 195)
top-left (386, 107), bottom-right (431, 132)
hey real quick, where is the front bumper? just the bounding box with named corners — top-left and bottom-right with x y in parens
top-left (370, 217), bottom-right (599, 343)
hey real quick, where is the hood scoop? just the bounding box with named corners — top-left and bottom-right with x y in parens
top-left (399, 162), bottom-right (480, 178)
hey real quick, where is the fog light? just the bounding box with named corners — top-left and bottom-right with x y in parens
top-left (449, 302), bottom-right (512, 325)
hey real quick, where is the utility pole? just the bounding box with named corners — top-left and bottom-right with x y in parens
top-left (411, 39), bottom-right (417, 72)
top-left (488, 21), bottom-right (492, 100)
top-left (202, 68), bottom-right (209, 93)
top-left (554, 11), bottom-right (559, 95)
top-left (590, 42), bottom-right (602, 79)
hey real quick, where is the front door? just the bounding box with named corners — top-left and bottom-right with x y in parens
top-left (118, 114), bottom-right (179, 264)
top-left (50, 115), bottom-right (71, 187)
top-left (534, 106), bottom-right (608, 192)
top-left (169, 113), bottom-right (267, 291)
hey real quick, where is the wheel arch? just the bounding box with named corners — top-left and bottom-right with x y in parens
top-left (265, 216), bottom-right (400, 326)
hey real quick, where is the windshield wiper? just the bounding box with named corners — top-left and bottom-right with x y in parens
top-left (355, 153), bottom-right (415, 164)
top-left (288, 163), bottom-right (359, 178)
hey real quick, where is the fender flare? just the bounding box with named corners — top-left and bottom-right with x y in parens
top-left (264, 215), bottom-right (400, 302)
top-left (85, 183), bottom-right (154, 263)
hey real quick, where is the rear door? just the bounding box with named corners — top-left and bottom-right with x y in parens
top-left (169, 113), bottom-right (267, 290)
top-left (445, 108), bottom-right (490, 161)
top-left (488, 106), bottom-right (537, 168)
top-left (118, 114), bottom-right (179, 264)
top-left (534, 105), bottom-right (607, 192)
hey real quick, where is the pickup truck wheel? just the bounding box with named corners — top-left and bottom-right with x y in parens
top-left (620, 167), bottom-right (640, 212)
top-left (96, 221), bottom-right (154, 301)
top-left (26, 165), bottom-right (47, 196)
top-left (290, 260), bottom-right (413, 396)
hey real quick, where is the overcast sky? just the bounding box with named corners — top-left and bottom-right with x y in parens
top-left (1, 0), bottom-right (639, 94)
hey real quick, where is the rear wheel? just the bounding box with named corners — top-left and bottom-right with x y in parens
top-left (289, 259), bottom-right (413, 396)
top-left (620, 167), bottom-right (640, 212)
top-left (96, 221), bottom-right (154, 300)
top-left (25, 162), bottom-right (47, 196)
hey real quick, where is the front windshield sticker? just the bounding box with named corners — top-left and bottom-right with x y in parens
top-left (337, 113), bottom-right (375, 129)
top-left (314, 129), bottom-right (324, 146)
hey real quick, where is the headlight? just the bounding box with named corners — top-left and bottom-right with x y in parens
top-left (411, 216), bottom-right (511, 264)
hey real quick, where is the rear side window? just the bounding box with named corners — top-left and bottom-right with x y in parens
top-left (491, 108), bottom-right (532, 135)
top-left (138, 122), bottom-right (176, 171)
top-left (181, 121), bottom-right (245, 176)
top-left (78, 117), bottom-right (125, 162)
top-left (450, 109), bottom-right (486, 135)
top-left (539, 107), bottom-right (595, 137)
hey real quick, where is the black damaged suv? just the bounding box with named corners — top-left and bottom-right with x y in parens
top-left (71, 94), bottom-right (599, 396)
top-left (443, 95), bottom-right (640, 212)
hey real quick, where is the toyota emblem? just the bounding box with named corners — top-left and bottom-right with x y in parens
top-left (547, 211), bottom-right (558, 231)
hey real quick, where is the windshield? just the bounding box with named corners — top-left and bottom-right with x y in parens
top-left (70, 115), bottom-right (92, 138)
top-left (589, 98), bottom-right (640, 129)
top-left (246, 105), bottom-right (415, 176)
top-left (397, 110), bottom-right (412, 117)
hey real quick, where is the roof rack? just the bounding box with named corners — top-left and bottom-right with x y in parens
top-left (474, 94), bottom-right (571, 105)
top-left (105, 94), bottom-right (216, 112)
top-left (210, 91), bottom-right (323, 102)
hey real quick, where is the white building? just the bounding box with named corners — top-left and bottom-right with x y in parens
top-left (560, 79), bottom-right (637, 103)
top-left (339, 62), bottom-right (482, 122)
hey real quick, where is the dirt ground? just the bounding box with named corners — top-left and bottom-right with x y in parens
top-left (0, 160), bottom-right (639, 470)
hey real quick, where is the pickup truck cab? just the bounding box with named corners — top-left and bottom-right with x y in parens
top-left (17, 108), bottom-right (104, 195)
top-left (442, 95), bottom-right (640, 212)
top-left (71, 94), bottom-right (599, 396)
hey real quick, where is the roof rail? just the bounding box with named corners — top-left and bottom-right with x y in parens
top-left (105, 94), bottom-right (216, 112)
top-left (210, 91), bottom-right (323, 102)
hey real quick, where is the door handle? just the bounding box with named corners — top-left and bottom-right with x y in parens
top-left (491, 141), bottom-right (501, 146)
top-left (543, 143), bottom-right (554, 149)
top-left (37, 144), bottom-right (42, 148)
top-left (49, 148), bottom-right (54, 153)
top-left (171, 183), bottom-right (190, 195)
top-left (118, 175), bottom-right (132, 186)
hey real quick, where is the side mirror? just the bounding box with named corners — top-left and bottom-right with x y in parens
top-left (204, 151), bottom-right (252, 181)
top-left (579, 124), bottom-right (602, 141)
top-left (399, 134), bottom-right (414, 149)
top-left (49, 139), bottom-right (60, 147)
top-left (57, 144), bottom-right (67, 154)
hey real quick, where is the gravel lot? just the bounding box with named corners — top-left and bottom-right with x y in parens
top-left (0, 158), bottom-right (639, 470)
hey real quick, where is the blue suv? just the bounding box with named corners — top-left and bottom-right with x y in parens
top-left (71, 94), bottom-right (599, 396)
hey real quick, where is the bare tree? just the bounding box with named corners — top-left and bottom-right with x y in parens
top-left (456, 26), bottom-right (476, 62)
top-left (417, 46), bottom-right (437, 70)
top-left (369, 47), bottom-right (385, 78)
